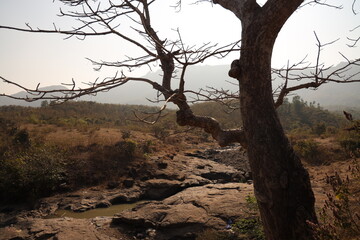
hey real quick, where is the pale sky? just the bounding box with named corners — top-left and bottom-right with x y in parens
top-left (0, 0), bottom-right (359, 95)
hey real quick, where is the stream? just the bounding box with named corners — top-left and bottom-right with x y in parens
top-left (47, 201), bottom-right (148, 219)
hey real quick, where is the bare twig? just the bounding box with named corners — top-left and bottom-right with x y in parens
top-left (133, 92), bottom-right (176, 125)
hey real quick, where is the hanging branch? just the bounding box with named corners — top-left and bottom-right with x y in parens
top-left (133, 92), bottom-right (176, 125)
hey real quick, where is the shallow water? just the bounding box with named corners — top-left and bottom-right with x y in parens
top-left (47, 201), bottom-right (147, 219)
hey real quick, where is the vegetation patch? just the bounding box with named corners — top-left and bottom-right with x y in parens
top-left (294, 139), bottom-right (321, 164)
top-left (196, 194), bottom-right (264, 240)
top-left (0, 144), bottom-right (68, 203)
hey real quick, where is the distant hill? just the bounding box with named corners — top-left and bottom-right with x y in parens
top-left (191, 96), bottom-right (344, 131)
top-left (0, 100), bottom-right (344, 132)
top-left (77, 64), bottom-right (239, 107)
top-left (283, 62), bottom-right (360, 107)
top-left (0, 85), bottom-right (68, 107)
top-left (0, 101), bottom-right (173, 131)
top-left (1, 62), bottom-right (359, 108)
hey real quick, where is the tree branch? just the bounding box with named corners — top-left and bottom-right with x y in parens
top-left (176, 103), bottom-right (247, 147)
top-left (212, 0), bottom-right (260, 22)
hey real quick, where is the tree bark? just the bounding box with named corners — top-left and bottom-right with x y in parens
top-left (239, 40), bottom-right (317, 239)
top-left (216, 0), bottom-right (318, 239)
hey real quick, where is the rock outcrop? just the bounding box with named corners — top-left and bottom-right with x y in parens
top-left (34, 150), bottom-right (249, 214)
top-left (0, 147), bottom-right (252, 240)
top-left (113, 183), bottom-right (254, 239)
top-left (0, 216), bottom-right (124, 240)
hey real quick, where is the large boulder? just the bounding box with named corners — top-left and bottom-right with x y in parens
top-left (142, 179), bottom-right (183, 200)
top-left (113, 182), bottom-right (254, 239)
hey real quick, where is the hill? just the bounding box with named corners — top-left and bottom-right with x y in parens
top-left (0, 99), bottom-right (345, 133)
top-left (0, 101), bottom-right (172, 131)
top-left (1, 62), bottom-right (359, 108)
top-left (0, 85), bottom-right (68, 107)
top-left (191, 96), bottom-right (344, 132)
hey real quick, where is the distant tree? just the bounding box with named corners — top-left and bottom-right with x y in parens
top-left (41, 100), bottom-right (49, 108)
top-left (1, 1), bottom-right (360, 239)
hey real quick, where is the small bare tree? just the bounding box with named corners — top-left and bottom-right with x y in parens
top-left (1, 0), bottom-right (359, 239)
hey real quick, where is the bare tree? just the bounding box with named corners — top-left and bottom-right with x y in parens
top-left (0, 0), bottom-right (359, 239)
top-left (210, 1), bottom-right (359, 240)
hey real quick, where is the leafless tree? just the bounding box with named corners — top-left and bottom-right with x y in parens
top-left (0, 0), bottom-right (359, 239)
top-left (0, 0), bottom-right (245, 146)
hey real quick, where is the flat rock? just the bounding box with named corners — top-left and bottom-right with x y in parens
top-left (0, 217), bottom-right (119, 240)
top-left (187, 145), bottom-right (250, 174)
top-left (32, 151), bottom-right (247, 215)
top-left (113, 182), bottom-right (254, 239)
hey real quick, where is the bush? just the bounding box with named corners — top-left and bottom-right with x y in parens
top-left (231, 194), bottom-right (265, 240)
top-left (196, 194), bottom-right (264, 240)
top-left (339, 135), bottom-right (360, 157)
top-left (68, 139), bottom-right (143, 187)
top-left (13, 129), bottom-right (31, 147)
top-left (313, 122), bottom-right (326, 136)
top-left (121, 130), bottom-right (131, 139)
top-left (115, 139), bottom-right (138, 158)
top-left (152, 125), bottom-right (170, 140)
top-left (233, 217), bottom-right (265, 240)
top-left (0, 145), bottom-right (67, 203)
top-left (142, 140), bottom-right (153, 154)
top-left (294, 139), bottom-right (321, 164)
top-left (339, 119), bottom-right (360, 157)
top-left (326, 126), bottom-right (338, 135)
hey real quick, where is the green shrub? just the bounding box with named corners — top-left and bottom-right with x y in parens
top-left (339, 135), bottom-right (360, 157)
top-left (231, 194), bottom-right (265, 240)
top-left (0, 145), bottom-right (67, 203)
top-left (289, 126), bottom-right (313, 138)
top-left (294, 139), bottom-right (321, 164)
top-left (13, 129), bottom-right (31, 147)
top-left (313, 122), bottom-right (326, 136)
top-left (326, 126), bottom-right (338, 135)
top-left (28, 114), bottom-right (40, 124)
top-left (338, 119), bottom-right (360, 157)
top-left (196, 194), bottom-right (264, 240)
top-left (115, 139), bottom-right (138, 158)
top-left (233, 217), bottom-right (265, 240)
top-left (142, 140), bottom-right (153, 154)
top-left (245, 194), bottom-right (258, 212)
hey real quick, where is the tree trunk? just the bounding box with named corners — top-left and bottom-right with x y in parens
top-left (237, 7), bottom-right (318, 240)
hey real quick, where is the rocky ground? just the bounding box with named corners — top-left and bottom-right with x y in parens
top-left (0, 145), bottom-right (254, 240)
top-left (0, 140), bottom-right (356, 240)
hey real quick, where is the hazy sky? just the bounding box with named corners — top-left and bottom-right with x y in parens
top-left (0, 0), bottom-right (359, 95)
